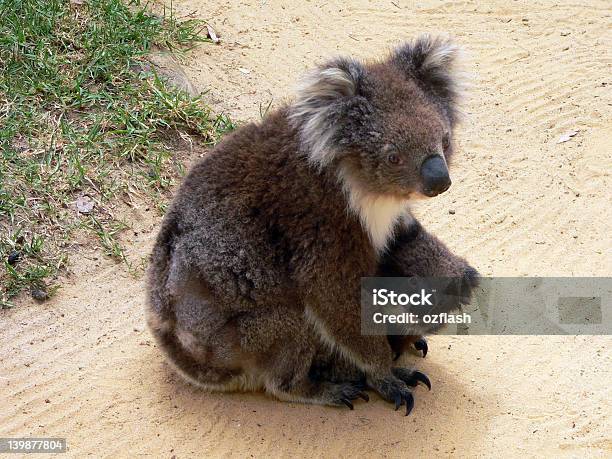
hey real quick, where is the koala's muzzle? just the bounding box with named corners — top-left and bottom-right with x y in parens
top-left (420, 155), bottom-right (451, 197)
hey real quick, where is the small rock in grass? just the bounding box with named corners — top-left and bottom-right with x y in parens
top-left (75, 195), bottom-right (95, 214)
top-left (145, 51), bottom-right (199, 97)
top-left (7, 251), bottom-right (20, 265)
top-left (31, 288), bottom-right (49, 302)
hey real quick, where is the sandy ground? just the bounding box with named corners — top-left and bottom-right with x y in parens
top-left (2, 0), bottom-right (611, 457)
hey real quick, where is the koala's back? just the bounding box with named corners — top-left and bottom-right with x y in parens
top-left (150, 112), bottom-right (289, 311)
top-left (144, 107), bottom-right (366, 392)
top-left (147, 108), bottom-right (358, 318)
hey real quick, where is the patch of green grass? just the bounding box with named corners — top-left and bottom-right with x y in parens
top-left (0, 0), bottom-right (234, 307)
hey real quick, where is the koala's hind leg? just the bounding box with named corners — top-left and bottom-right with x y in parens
top-left (268, 372), bottom-right (369, 410)
top-left (148, 312), bottom-right (251, 391)
top-left (308, 347), bottom-right (366, 385)
top-left (147, 268), bottom-right (264, 392)
top-left (149, 275), bottom-right (369, 408)
top-left (239, 311), bottom-right (368, 409)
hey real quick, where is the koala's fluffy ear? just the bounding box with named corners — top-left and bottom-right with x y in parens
top-left (393, 34), bottom-right (465, 119)
top-left (290, 58), bottom-right (365, 169)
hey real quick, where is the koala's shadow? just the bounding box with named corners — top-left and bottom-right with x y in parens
top-left (150, 352), bottom-right (497, 455)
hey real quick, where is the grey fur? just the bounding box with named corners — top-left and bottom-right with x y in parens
top-left (391, 34), bottom-right (466, 123)
top-left (289, 58), bottom-right (365, 169)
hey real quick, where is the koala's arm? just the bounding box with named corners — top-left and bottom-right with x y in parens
top-left (379, 216), bottom-right (479, 283)
top-left (380, 217), bottom-right (480, 357)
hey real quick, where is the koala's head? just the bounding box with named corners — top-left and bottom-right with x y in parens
top-left (290, 34), bottom-right (465, 199)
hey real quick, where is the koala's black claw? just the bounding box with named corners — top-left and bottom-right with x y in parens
top-left (370, 374), bottom-right (418, 415)
top-left (414, 337), bottom-right (428, 357)
top-left (394, 393), bottom-right (402, 411)
top-left (341, 399), bottom-right (354, 410)
top-left (357, 391), bottom-right (369, 402)
top-left (408, 370), bottom-right (431, 391)
top-left (405, 392), bottom-right (414, 416)
top-left (392, 367), bottom-right (431, 391)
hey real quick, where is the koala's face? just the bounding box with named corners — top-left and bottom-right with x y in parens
top-left (337, 65), bottom-right (455, 199)
top-left (291, 35), bottom-right (463, 200)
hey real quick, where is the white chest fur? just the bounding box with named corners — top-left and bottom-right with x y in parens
top-left (340, 172), bottom-right (408, 253)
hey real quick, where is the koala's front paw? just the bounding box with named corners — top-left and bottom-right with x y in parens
top-left (388, 335), bottom-right (428, 360)
top-left (441, 265), bottom-right (480, 307)
top-left (460, 265), bottom-right (480, 304)
top-left (368, 368), bottom-right (431, 415)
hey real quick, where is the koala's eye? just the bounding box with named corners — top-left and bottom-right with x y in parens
top-left (442, 134), bottom-right (451, 151)
top-left (387, 153), bottom-right (402, 166)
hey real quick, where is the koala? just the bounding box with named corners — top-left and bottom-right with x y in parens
top-left (146, 34), bottom-right (478, 415)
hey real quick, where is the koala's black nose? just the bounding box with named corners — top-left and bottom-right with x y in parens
top-left (420, 155), bottom-right (451, 197)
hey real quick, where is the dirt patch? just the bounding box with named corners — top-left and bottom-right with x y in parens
top-left (1, 0), bottom-right (610, 457)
